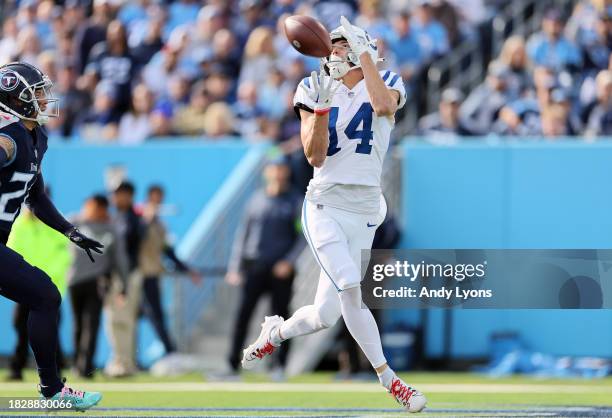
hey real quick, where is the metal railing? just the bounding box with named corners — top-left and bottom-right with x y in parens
top-left (426, 40), bottom-right (485, 118)
top-left (172, 145), bottom-right (269, 352)
top-left (491, 0), bottom-right (575, 58)
top-left (425, 0), bottom-right (576, 118)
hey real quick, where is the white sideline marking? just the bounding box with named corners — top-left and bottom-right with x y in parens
top-left (3, 382), bottom-right (612, 394)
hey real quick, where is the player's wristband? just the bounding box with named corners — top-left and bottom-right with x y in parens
top-left (314, 108), bottom-right (330, 115)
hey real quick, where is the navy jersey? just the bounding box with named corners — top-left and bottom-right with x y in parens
top-left (0, 111), bottom-right (47, 236)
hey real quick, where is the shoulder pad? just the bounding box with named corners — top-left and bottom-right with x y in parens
top-left (0, 111), bottom-right (19, 129)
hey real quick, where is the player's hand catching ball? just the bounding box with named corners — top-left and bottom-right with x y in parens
top-left (66, 226), bottom-right (104, 263)
top-left (340, 16), bottom-right (370, 62)
top-left (300, 69), bottom-right (340, 115)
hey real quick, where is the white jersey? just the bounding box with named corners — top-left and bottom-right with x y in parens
top-left (293, 70), bottom-right (406, 213)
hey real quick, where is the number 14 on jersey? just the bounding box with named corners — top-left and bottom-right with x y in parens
top-left (327, 103), bottom-right (374, 156)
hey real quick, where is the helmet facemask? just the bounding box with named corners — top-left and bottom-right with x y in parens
top-left (321, 23), bottom-right (380, 80)
top-left (19, 75), bottom-right (59, 125)
top-left (323, 42), bottom-right (355, 79)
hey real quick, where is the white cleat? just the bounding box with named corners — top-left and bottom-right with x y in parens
top-left (241, 315), bottom-right (284, 370)
top-left (387, 376), bottom-right (427, 413)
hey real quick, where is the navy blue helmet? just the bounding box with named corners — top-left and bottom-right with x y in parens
top-left (0, 62), bottom-right (58, 125)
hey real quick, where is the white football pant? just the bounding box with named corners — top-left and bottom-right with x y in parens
top-left (279, 196), bottom-right (388, 368)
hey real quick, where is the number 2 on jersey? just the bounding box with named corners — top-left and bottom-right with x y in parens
top-left (326, 103), bottom-right (374, 156)
top-left (0, 172), bottom-right (35, 222)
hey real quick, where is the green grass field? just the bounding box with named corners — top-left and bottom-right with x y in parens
top-left (2, 371), bottom-right (612, 416)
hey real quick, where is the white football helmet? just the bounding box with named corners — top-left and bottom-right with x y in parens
top-left (322, 22), bottom-right (379, 79)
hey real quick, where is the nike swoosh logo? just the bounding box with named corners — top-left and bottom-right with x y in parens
top-left (367, 223), bottom-right (377, 228)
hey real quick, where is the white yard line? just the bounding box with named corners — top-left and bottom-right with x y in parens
top-left (2, 382), bottom-right (612, 394)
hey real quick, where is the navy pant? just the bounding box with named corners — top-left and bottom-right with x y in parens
top-left (229, 261), bottom-right (293, 371)
top-left (142, 276), bottom-right (175, 354)
top-left (0, 239), bottom-right (63, 396)
top-left (69, 279), bottom-right (103, 377)
top-left (9, 303), bottom-right (64, 378)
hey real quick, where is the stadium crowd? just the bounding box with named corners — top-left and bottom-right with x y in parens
top-left (0, 0), bottom-right (611, 143)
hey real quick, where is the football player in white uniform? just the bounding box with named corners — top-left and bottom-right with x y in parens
top-left (242, 17), bottom-right (426, 412)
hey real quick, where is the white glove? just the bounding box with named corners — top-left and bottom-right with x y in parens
top-left (300, 69), bottom-right (340, 114)
top-left (340, 15), bottom-right (369, 59)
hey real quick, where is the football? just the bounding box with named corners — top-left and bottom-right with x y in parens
top-left (283, 15), bottom-right (332, 58)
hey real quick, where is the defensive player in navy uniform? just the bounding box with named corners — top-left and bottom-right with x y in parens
top-left (0, 62), bottom-right (104, 411)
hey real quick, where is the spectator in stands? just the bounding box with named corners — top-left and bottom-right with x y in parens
top-left (16, 25), bottom-right (41, 65)
top-left (62, 0), bottom-right (87, 36)
top-left (139, 185), bottom-right (201, 356)
top-left (566, 0), bottom-right (607, 45)
top-left (386, 11), bottom-right (423, 85)
top-left (199, 28), bottom-right (242, 81)
top-left (149, 108), bottom-right (175, 138)
top-left (258, 66), bottom-right (291, 120)
top-left (54, 63), bottom-right (92, 138)
top-left (534, 65), bottom-right (576, 118)
top-left (154, 74), bottom-right (191, 121)
top-left (233, 81), bottom-right (268, 139)
top-left (166, 0), bottom-right (200, 33)
top-left (55, 30), bottom-right (78, 70)
top-left (541, 103), bottom-right (570, 138)
top-left (493, 100), bottom-right (541, 137)
top-left (234, 0), bottom-right (276, 47)
top-left (498, 35), bottom-right (532, 98)
top-left (77, 80), bottom-right (120, 142)
top-left (282, 55), bottom-right (309, 88)
top-left (0, 16), bottom-right (19, 64)
top-left (204, 66), bottom-right (234, 103)
top-left (411, 0), bottom-right (449, 62)
top-left (16, 0), bottom-right (37, 30)
top-left (130, 12), bottom-right (165, 69)
top-left (238, 26), bottom-right (277, 87)
top-left (189, 4), bottom-right (227, 62)
top-left (460, 61), bottom-right (513, 135)
top-left (419, 87), bottom-right (472, 138)
top-left (7, 204), bottom-right (71, 381)
top-left (105, 181), bottom-right (145, 378)
top-left (36, 0), bottom-right (60, 51)
top-left (312, 0), bottom-right (358, 30)
top-left (550, 88), bottom-right (583, 136)
top-left (270, 89), bottom-right (312, 193)
top-left (577, 6), bottom-right (612, 109)
top-left (579, 5), bottom-right (612, 74)
top-left (173, 81), bottom-right (210, 136)
top-left (430, 0), bottom-right (462, 47)
top-left (585, 70), bottom-right (612, 136)
top-left (355, 0), bottom-right (393, 40)
top-left (74, 0), bottom-right (114, 74)
top-left (118, 83), bottom-right (155, 144)
top-left (86, 20), bottom-right (138, 116)
top-left (142, 27), bottom-right (196, 97)
top-left (526, 8), bottom-right (582, 72)
top-left (203, 102), bottom-right (239, 138)
top-left (117, 0), bottom-right (149, 28)
top-left (69, 194), bottom-right (129, 379)
top-left (270, 0), bottom-right (299, 20)
top-left (225, 156), bottom-right (304, 380)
